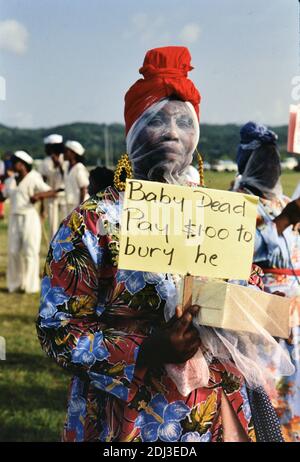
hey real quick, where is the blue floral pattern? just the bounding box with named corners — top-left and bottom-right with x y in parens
top-left (82, 230), bottom-right (104, 266)
top-left (39, 276), bottom-right (70, 322)
top-left (240, 384), bottom-right (252, 423)
top-left (72, 332), bottom-right (109, 366)
top-left (116, 269), bottom-right (175, 300)
top-left (135, 394), bottom-right (190, 442)
top-left (181, 430), bottom-right (212, 442)
top-left (89, 372), bottom-right (129, 401)
top-left (51, 225), bottom-right (74, 262)
top-left (66, 377), bottom-right (87, 442)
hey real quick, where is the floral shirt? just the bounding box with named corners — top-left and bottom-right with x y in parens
top-left (37, 186), bottom-right (258, 442)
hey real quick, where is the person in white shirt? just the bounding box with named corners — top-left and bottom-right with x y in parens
top-left (64, 140), bottom-right (89, 214)
top-left (0, 151), bottom-right (57, 293)
top-left (40, 134), bottom-right (67, 238)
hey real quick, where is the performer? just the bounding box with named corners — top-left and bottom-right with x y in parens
top-left (40, 134), bottom-right (67, 238)
top-left (0, 151), bottom-right (56, 293)
top-left (37, 47), bottom-right (290, 442)
top-left (0, 152), bottom-right (14, 220)
top-left (234, 121), bottom-right (300, 442)
top-left (63, 140), bottom-right (89, 214)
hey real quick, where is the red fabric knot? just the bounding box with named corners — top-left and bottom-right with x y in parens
top-left (139, 65), bottom-right (192, 80)
top-left (124, 46), bottom-right (201, 135)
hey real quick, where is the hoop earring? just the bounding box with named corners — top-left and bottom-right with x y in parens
top-left (114, 153), bottom-right (133, 191)
top-left (196, 148), bottom-right (205, 187)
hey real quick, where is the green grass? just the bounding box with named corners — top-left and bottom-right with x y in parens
top-left (203, 170), bottom-right (300, 198)
top-left (0, 171), bottom-right (299, 441)
top-left (0, 209), bottom-right (69, 442)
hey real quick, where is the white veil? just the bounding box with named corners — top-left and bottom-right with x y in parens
top-left (126, 98), bottom-right (199, 185)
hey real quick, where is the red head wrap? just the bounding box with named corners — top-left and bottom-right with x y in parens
top-left (124, 46), bottom-right (201, 135)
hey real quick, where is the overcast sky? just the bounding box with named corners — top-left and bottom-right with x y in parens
top-left (0, 0), bottom-right (299, 128)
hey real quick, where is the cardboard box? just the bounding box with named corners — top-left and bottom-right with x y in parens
top-left (180, 278), bottom-right (290, 339)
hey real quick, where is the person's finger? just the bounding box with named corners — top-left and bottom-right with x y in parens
top-left (187, 305), bottom-right (201, 317)
top-left (165, 304), bottom-right (186, 328)
top-left (176, 311), bottom-right (193, 333)
top-left (176, 305), bottom-right (200, 333)
top-left (175, 305), bottom-right (183, 319)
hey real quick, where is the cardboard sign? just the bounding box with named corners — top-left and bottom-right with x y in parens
top-left (288, 104), bottom-right (300, 154)
top-left (119, 179), bottom-right (258, 280)
top-left (179, 278), bottom-right (290, 339)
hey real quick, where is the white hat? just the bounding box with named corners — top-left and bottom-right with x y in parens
top-left (43, 134), bottom-right (63, 145)
top-left (14, 150), bottom-right (33, 165)
top-left (65, 140), bottom-right (85, 156)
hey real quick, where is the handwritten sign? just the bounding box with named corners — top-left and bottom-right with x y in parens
top-left (118, 179), bottom-right (258, 280)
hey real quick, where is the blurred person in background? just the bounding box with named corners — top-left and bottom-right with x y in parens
top-left (0, 151), bottom-right (57, 293)
top-left (3, 151), bottom-right (14, 176)
top-left (0, 151), bottom-right (14, 219)
top-left (64, 140), bottom-right (89, 214)
top-left (88, 166), bottom-right (114, 195)
top-left (40, 134), bottom-right (67, 238)
top-left (234, 121), bottom-right (300, 441)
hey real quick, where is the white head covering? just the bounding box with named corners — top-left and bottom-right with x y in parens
top-left (181, 165), bottom-right (200, 185)
top-left (65, 140), bottom-right (85, 156)
top-left (14, 150), bottom-right (33, 165)
top-left (43, 134), bottom-right (63, 145)
top-left (126, 98), bottom-right (199, 184)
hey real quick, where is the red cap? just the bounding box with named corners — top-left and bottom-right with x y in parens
top-left (124, 46), bottom-right (201, 135)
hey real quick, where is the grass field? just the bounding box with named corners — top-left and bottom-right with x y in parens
top-left (203, 170), bottom-right (299, 198)
top-left (0, 209), bottom-right (69, 442)
top-left (0, 171), bottom-right (299, 442)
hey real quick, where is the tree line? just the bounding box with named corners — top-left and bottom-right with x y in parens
top-left (0, 122), bottom-right (289, 166)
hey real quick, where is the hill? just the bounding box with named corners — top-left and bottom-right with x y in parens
top-left (0, 122), bottom-right (289, 166)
